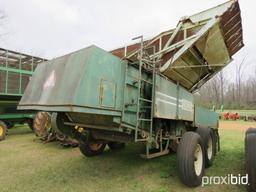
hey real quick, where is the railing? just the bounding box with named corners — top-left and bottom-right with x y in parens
top-left (0, 48), bottom-right (46, 96)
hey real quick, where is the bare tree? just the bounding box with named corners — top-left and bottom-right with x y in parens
top-left (198, 58), bottom-right (256, 110)
top-left (211, 77), bottom-right (220, 105)
top-left (235, 56), bottom-right (247, 107)
top-left (220, 71), bottom-right (224, 105)
top-left (198, 73), bottom-right (222, 108)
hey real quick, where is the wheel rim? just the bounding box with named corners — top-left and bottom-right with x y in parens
top-left (89, 143), bottom-right (103, 151)
top-left (0, 126), bottom-right (3, 136)
top-left (194, 144), bottom-right (203, 176)
top-left (207, 135), bottom-right (213, 160)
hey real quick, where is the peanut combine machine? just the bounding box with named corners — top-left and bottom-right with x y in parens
top-left (0, 48), bottom-right (45, 141)
top-left (18, 0), bottom-right (243, 187)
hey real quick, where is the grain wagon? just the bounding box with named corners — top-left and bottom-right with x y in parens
top-left (0, 48), bottom-right (45, 141)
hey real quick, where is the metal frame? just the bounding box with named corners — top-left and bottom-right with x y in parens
top-left (0, 48), bottom-right (46, 96)
top-left (129, 36), bottom-right (171, 158)
top-left (0, 48), bottom-right (47, 122)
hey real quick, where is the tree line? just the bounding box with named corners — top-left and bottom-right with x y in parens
top-left (197, 57), bottom-right (256, 110)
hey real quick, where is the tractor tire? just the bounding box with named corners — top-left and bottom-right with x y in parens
top-left (214, 129), bottom-right (220, 155)
top-left (33, 112), bottom-right (51, 140)
top-left (245, 131), bottom-right (256, 192)
top-left (246, 128), bottom-right (256, 135)
top-left (177, 132), bottom-right (205, 187)
top-left (108, 142), bottom-right (125, 150)
top-left (79, 141), bottom-right (106, 157)
top-left (0, 121), bottom-right (7, 141)
top-left (196, 127), bottom-right (216, 168)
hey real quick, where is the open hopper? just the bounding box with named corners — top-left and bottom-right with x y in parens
top-left (111, 0), bottom-right (243, 92)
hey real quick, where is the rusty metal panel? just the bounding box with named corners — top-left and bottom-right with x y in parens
top-left (0, 71), bottom-right (6, 93)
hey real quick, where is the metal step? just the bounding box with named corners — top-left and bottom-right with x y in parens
top-left (133, 35), bottom-right (156, 143)
top-left (140, 149), bottom-right (170, 159)
top-left (127, 78), bottom-right (153, 86)
top-left (138, 118), bottom-right (152, 122)
top-left (140, 106), bottom-right (152, 109)
top-left (141, 78), bottom-right (153, 85)
top-left (139, 98), bottom-right (152, 103)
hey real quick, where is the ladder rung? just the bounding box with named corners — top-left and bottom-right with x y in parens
top-left (126, 82), bottom-right (138, 88)
top-left (139, 98), bottom-right (152, 103)
top-left (140, 106), bottom-right (152, 109)
top-left (141, 60), bottom-right (155, 67)
top-left (141, 78), bottom-right (153, 85)
top-left (124, 110), bottom-right (137, 113)
top-left (138, 119), bottom-right (152, 122)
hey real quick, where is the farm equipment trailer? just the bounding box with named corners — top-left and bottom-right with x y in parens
top-left (18, 0), bottom-right (243, 187)
top-left (0, 48), bottom-right (46, 141)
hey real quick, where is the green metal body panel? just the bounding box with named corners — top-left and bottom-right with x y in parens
top-left (0, 113), bottom-right (34, 120)
top-left (154, 75), bottom-right (194, 121)
top-left (194, 106), bottom-right (218, 128)
top-left (19, 46), bottom-right (125, 114)
top-left (19, 45), bottom-right (218, 131)
top-left (0, 97), bottom-right (35, 123)
top-left (122, 64), bottom-right (151, 127)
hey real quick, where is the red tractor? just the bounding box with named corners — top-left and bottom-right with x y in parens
top-left (223, 112), bottom-right (240, 120)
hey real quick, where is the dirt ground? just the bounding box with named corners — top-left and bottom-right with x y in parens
top-left (220, 120), bottom-right (256, 131)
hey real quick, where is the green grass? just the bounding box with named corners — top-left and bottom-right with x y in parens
top-left (0, 125), bottom-right (248, 192)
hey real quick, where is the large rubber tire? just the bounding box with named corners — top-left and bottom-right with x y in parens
top-left (177, 132), bottom-right (205, 187)
top-left (215, 129), bottom-right (220, 155)
top-left (196, 127), bottom-right (216, 168)
top-left (0, 121), bottom-right (7, 141)
top-left (79, 141), bottom-right (106, 157)
top-left (246, 128), bottom-right (256, 135)
top-left (245, 131), bottom-right (256, 192)
top-left (33, 112), bottom-right (51, 140)
top-left (51, 113), bottom-right (73, 136)
top-left (108, 142), bottom-right (125, 150)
